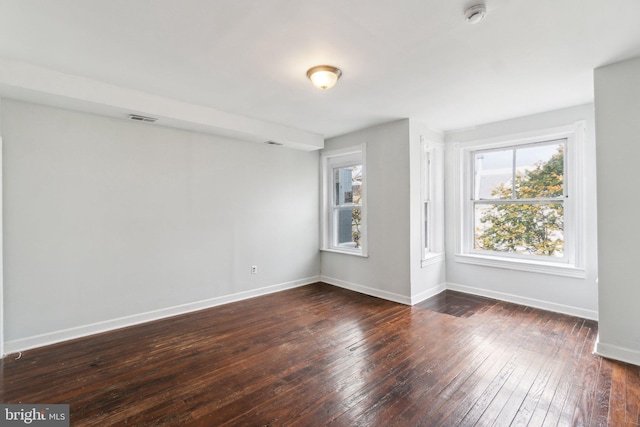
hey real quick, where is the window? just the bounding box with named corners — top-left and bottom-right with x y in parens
top-left (422, 144), bottom-right (434, 259)
top-left (321, 145), bottom-right (367, 256)
top-left (473, 139), bottom-right (566, 259)
top-left (455, 123), bottom-right (585, 277)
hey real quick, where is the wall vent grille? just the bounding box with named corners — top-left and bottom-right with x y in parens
top-left (128, 114), bottom-right (158, 123)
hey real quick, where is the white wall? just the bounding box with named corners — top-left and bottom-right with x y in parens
top-left (2, 99), bottom-right (320, 352)
top-left (594, 56), bottom-right (640, 365)
top-left (444, 104), bottom-right (599, 319)
top-left (320, 119), bottom-right (413, 303)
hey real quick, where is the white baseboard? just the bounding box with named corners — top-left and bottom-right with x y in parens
top-left (320, 276), bottom-right (446, 306)
top-left (3, 276), bottom-right (320, 356)
top-left (595, 338), bottom-right (640, 366)
top-left (320, 275), bottom-right (412, 305)
top-left (446, 282), bottom-right (599, 320)
top-left (411, 283), bottom-right (447, 305)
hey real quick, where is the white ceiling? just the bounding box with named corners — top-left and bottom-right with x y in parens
top-left (1, 0), bottom-right (640, 140)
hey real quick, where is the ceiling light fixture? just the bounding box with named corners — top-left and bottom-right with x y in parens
top-left (465, 4), bottom-right (487, 24)
top-left (306, 65), bottom-right (342, 90)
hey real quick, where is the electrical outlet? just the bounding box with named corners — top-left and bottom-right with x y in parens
top-left (251, 265), bottom-right (258, 275)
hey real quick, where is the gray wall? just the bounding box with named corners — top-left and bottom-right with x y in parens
top-left (320, 118), bottom-right (446, 304)
top-left (320, 119), bottom-right (413, 302)
top-left (2, 99), bottom-right (320, 345)
top-left (594, 56), bottom-right (640, 365)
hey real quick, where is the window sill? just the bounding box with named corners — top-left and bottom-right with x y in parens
top-left (421, 253), bottom-right (445, 268)
top-left (321, 247), bottom-right (368, 258)
top-left (454, 253), bottom-right (585, 278)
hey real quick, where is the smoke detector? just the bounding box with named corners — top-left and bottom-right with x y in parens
top-left (465, 4), bottom-right (487, 24)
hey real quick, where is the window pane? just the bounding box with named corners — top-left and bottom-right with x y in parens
top-left (515, 142), bottom-right (564, 199)
top-left (335, 207), bottom-right (362, 249)
top-left (424, 201), bottom-right (429, 251)
top-left (334, 165), bottom-right (362, 205)
top-left (474, 202), bottom-right (564, 257)
top-left (423, 152), bottom-right (430, 200)
top-left (474, 149), bottom-right (513, 200)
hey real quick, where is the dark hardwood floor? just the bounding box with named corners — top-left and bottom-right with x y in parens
top-left (1, 283), bottom-right (639, 426)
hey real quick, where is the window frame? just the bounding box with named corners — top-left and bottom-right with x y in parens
top-left (454, 122), bottom-right (586, 278)
top-left (469, 139), bottom-right (568, 262)
top-left (321, 145), bottom-right (368, 257)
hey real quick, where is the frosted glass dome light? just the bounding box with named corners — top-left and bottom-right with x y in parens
top-left (307, 65), bottom-right (342, 90)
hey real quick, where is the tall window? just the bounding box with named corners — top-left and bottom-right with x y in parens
top-left (456, 123), bottom-right (585, 276)
top-left (422, 145), bottom-right (433, 259)
top-left (321, 145), bottom-right (367, 256)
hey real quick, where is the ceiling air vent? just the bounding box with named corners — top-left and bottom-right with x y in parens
top-left (128, 114), bottom-right (158, 123)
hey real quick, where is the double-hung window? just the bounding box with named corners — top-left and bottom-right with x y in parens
top-left (472, 139), bottom-right (566, 259)
top-left (321, 145), bottom-right (367, 256)
top-left (456, 122), bottom-right (585, 277)
top-left (422, 144), bottom-right (434, 259)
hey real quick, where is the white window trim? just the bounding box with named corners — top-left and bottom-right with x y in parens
top-left (320, 144), bottom-right (368, 257)
top-left (453, 122), bottom-right (586, 278)
top-left (468, 138), bottom-right (570, 264)
top-left (422, 252), bottom-right (445, 268)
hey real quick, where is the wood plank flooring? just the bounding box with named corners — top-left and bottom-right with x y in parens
top-left (1, 283), bottom-right (639, 426)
